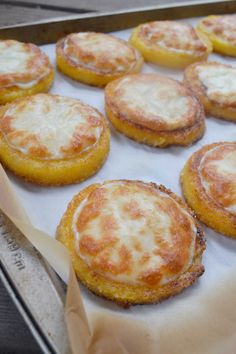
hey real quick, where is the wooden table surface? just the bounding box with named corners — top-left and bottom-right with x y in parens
top-left (0, 1), bottom-right (199, 353)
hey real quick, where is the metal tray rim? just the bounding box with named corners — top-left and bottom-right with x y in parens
top-left (0, 0), bottom-right (236, 32)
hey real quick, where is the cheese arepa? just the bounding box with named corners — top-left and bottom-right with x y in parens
top-left (105, 74), bottom-right (205, 147)
top-left (129, 21), bottom-right (212, 69)
top-left (181, 142), bottom-right (236, 238)
top-left (57, 180), bottom-right (205, 306)
top-left (0, 40), bottom-right (54, 105)
top-left (198, 15), bottom-right (236, 56)
top-left (184, 61), bottom-right (236, 122)
top-left (56, 32), bottom-right (143, 87)
top-left (0, 94), bottom-right (110, 185)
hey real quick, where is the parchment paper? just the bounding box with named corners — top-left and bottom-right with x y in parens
top-left (0, 16), bottom-right (236, 354)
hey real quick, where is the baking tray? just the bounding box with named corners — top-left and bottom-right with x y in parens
top-left (0, 1), bottom-right (236, 353)
top-left (0, 211), bottom-right (70, 354)
top-left (1, 0), bottom-right (236, 44)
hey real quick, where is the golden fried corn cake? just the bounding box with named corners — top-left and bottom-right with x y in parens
top-left (57, 180), bottom-right (205, 306)
top-left (0, 40), bottom-right (54, 105)
top-left (184, 61), bottom-right (236, 122)
top-left (198, 15), bottom-right (236, 56)
top-left (105, 73), bottom-right (205, 147)
top-left (129, 21), bottom-right (212, 69)
top-left (181, 142), bottom-right (236, 238)
top-left (56, 32), bottom-right (143, 87)
top-left (0, 94), bottom-right (110, 185)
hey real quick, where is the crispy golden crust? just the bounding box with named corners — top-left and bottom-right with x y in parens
top-left (105, 74), bottom-right (205, 147)
top-left (56, 32), bottom-right (143, 87)
top-left (197, 15), bottom-right (236, 56)
top-left (0, 40), bottom-right (54, 104)
top-left (184, 61), bottom-right (236, 122)
top-left (57, 180), bottom-right (205, 306)
top-left (129, 21), bottom-right (212, 69)
top-left (0, 94), bottom-right (110, 185)
top-left (181, 142), bottom-right (236, 238)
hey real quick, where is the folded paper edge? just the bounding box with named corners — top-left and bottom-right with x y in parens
top-left (0, 164), bottom-right (91, 354)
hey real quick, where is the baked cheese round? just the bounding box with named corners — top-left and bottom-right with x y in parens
top-left (105, 73), bottom-right (205, 147)
top-left (57, 180), bottom-right (205, 306)
top-left (0, 40), bottom-right (54, 105)
top-left (181, 142), bottom-right (236, 238)
top-left (184, 61), bottom-right (236, 122)
top-left (197, 15), bottom-right (236, 56)
top-left (0, 94), bottom-right (110, 185)
top-left (56, 32), bottom-right (143, 87)
top-left (129, 21), bottom-right (212, 69)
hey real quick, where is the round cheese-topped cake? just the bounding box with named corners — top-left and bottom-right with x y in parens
top-left (74, 181), bottom-right (197, 285)
top-left (129, 21), bottom-right (211, 68)
top-left (62, 32), bottom-right (140, 74)
top-left (181, 142), bottom-right (236, 238)
top-left (200, 15), bottom-right (236, 43)
top-left (184, 61), bottom-right (236, 121)
top-left (135, 21), bottom-right (207, 55)
top-left (0, 40), bottom-right (53, 104)
top-left (105, 73), bottom-right (205, 147)
top-left (199, 143), bottom-right (236, 214)
top-left (198, 15), bottom-right (236, 56)
top-left (57, 180), bottom-right (205, 305)
top-left (56, 32), bottom-right (143, 87)
top-left (1, 94), bottom-right (103, 159)
top-left (0, 94), bottom-right (110, 185)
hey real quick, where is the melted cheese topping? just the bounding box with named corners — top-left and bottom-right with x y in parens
top-left (202, 15), bottom-right (236, 45)
top-left (73, 181), bottom-right (197, 286)
top-left (110, 74), bottom-right (200, 131)
top-left (0, 40), bottom-right (51, 88)
top-left (62, 32), bottom-right (139, 74)
top-left (197, 63), bottom-right (236, 105)
top-left (0, 94), bottom-right (103, 160)
top-left (199, 143), bottom-right (236, 213)
top-left (139, 21), bottom-right (207, 55)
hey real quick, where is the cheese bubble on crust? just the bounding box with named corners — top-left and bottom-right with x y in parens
top-left (110, 74), bottom-right (200, 131)
top-left (199, 143), bottom-right (236, 214)
top-left (0, 41), bottom-right (33, 74)
top-left (63, 32), bottom-right (140, 74)
top-left (72, 181), bottom-right (197, 286)
top-left (197, 64), bottom-right (236, 104)
top-left (0, 94), bottom-right (103, 160)
top-left (0, 40), bottom-right (51, 88)
top-left (139, 21), bottom-right (208, 55)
